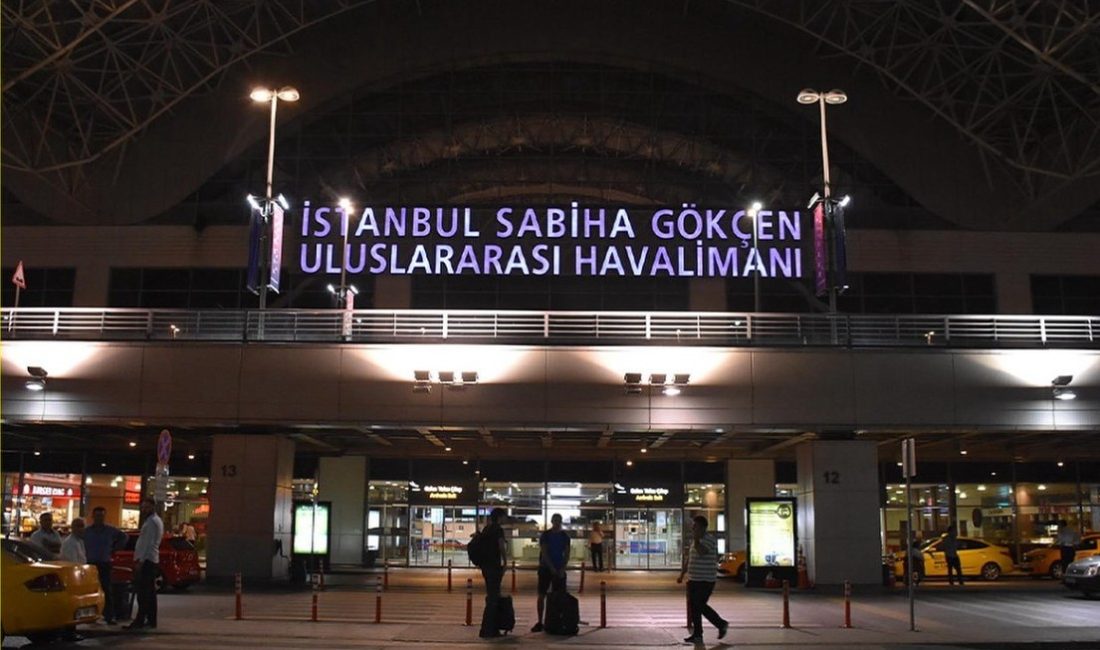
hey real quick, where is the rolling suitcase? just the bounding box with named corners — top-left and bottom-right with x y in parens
top-left (544, 590), bottom-right (579, 635)
top-left (496, 595), bottom-right (516, 633)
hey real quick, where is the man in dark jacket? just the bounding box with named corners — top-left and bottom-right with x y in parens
top-left (478, 508), bottom-right (508, 638)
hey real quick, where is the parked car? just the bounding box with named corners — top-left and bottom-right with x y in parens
top-left (1, 538), bottom-right (103, 644)
top-left (1022, 533), bottom-right (1100, 579)
top-left (1062, 554), bottom-right (1100, 598)
top-left (111, 534), bottom-right (201, 591)
top-left (893, 536), bottom-right (1014, 581)
top-left (718, 550), bottom-right (746, 580)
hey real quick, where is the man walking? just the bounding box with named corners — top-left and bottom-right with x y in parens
top-left (531, 513), bottom-right (571, 633)
top-left (86, 506), bottom-right (129, 624)
top-left (126, 499), bottom-right (163, 630)
top-left (942, 524), bottom-right (963, 586)
top-left (478, 507), bottom-right (508, 639)
top-left (29, 512), bottom-right (62, 559)
top-left (1057, 520), bottom-right (1080, 574)
top-left (677, 516), bottom-right (729, 644)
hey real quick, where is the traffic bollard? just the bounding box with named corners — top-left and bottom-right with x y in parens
top-left (447, 558), bottom-right (453, 592)
top-left (311, 582), bottom-right (319, 622)
top-left (579, 561), bottom-right (585, 594)
top-left (375, 576), bottom-right (382, 623)
top-left (599, 581), bottom-right (607, 628)
top-left (781, 580), bottom-right (791, 628)
top-left (234, 572), bottom-right (242, 620)
top-left (844, 580), bottom-right (853, 629)
top-left (465, 578), bottom-right (473, 626)
top-left (511, 560), bottom-right (517, 594)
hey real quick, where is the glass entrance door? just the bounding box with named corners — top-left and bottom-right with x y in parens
top-left (614, 508), bottom-right (683, 569)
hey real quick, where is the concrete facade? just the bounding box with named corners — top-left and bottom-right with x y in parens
top-left (725, 459), bottom-right (776, 556)
top-left (317, 456), bottom-right (368, 565)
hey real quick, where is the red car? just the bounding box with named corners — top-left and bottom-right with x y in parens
top-left (111, 534), bottom-right (201, 591)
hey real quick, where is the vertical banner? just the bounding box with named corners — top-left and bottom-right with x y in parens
top-left (268, 203), bottom-right (284, 293)
top-left (832, 202), bottom-right (848, 292)
top-left (342, 289), bottom-right (355, 337)
top-left (813, 202), bottom-right (827, 297)
top-left (246, 209), bottom-right (262, 295)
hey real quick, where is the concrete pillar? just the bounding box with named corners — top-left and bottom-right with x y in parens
top-left (796, 440), bottom-right (881, 586)
top-left (725, 460), bottom-right (775, 554)
top-left (206, 435), bottom-right (295, 583)
top-left (317, 456), bottom-right (367, 566)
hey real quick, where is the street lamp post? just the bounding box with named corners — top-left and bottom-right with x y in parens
top-left (797, 88), bottom-right (847, 314)
top-left (249, 86), bottom-right (300, 310)
top-left (748, 201), bottom-right (763, 313)
top-left (329, 197), bottom-right (358, 309)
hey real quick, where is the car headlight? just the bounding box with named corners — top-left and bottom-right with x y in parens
top-left (1087, 566), bottom-right (1099, 577)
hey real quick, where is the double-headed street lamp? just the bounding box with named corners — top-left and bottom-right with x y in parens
top-left (327, 197), bottom-right (359, 309)
top-left (248, 85), bottom-right (299, 310)
top-left (797, 88), bottom-right (847, 314)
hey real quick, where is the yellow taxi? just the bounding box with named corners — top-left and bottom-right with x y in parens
top-left (1, 539), bottom-right (104, 643)
top-left (718, 550), bottom-right (746, 580)
top-left (1022, 533), bottom-right (1100, 579)
top-left (894, 536), bottom-right (1015, 581)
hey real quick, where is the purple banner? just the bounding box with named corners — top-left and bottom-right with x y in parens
top-left (268, 203), bottom-right (284, 293)
top-left (813, 202), bottom-right (827, 297)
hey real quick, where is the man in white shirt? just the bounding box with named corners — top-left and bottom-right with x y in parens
top-left (126, 499), bottom-right (163, 630)
top-left (60, 517), bottom-right (87, 563)
top-left (29, 512), bottom-right (63, 559)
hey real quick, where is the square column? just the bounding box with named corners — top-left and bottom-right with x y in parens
top-left (318, 456), bottom-right (368, 565)
top-left (796, 440), bottom-right (881, 586)
top-left (725, 460), bottom-right (776, 555)
top-left (206, 435), bottom-right (295, 582)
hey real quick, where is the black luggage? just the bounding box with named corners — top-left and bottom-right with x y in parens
top-left (111, 582), bottom-right (133, 620)
top-left (544, 590), bottom-right (579, 635)
top-left (496, 595), bottom-right (516, 633)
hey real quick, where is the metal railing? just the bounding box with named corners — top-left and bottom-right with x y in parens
top-left (1, 308), bottom-right (1096, 348)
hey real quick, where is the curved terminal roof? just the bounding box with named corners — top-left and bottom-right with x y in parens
top-left (3, 0), bottom-right (1099, 230)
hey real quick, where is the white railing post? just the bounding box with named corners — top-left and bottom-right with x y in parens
top-left (645, 313), bottom-right (651, 340)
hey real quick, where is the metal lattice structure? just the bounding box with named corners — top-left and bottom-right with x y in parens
top-left (2, 0), bottom-right (1099, 218)
top-left (1, 0), bottom-right (371, 187)
top-left (740, 0), bottom-right (1100, 196)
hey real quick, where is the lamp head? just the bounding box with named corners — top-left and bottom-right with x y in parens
top-left (823, 89), bottom-right (848, 104)
top-left (1052, 375), bottom-right (1073, 387)
top-left (797, 88), bottom-right (820, 104)
top-left (276, 86), bottom-right (300, 102)
top-left (27, 366), bottom-right (48, 379)
top-left (250, 88), bottom-right (274, 102)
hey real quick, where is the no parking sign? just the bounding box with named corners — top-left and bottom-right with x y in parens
top-left (155, 429), bottom-right (172, 504)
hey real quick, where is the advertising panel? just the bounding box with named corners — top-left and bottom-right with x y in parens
top-left (745, 497), bottom-right (797, 587)
top-left (292, 501), bottom-right (330, 555)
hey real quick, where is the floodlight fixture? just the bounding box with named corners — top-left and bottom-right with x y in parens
top-left (806, 192), bottom-right (820, 209)
top-left (246, 194), bottom-right (262, 211)
top-left (413, 370), bottom-right (432, 382)
top-left (438, 371), bottom-right (456, 384)
top-left (672, 373), bottom-right (691, 386)
top-left (649, 373), bottom-right (668, 386)
top-left (461, 371), bottom-right (479, 384)
top-left (1053, 388), bottom-right (1076, 401)
top-left (327, 284), bottom-right (336, 294)
top-left (748, 201), bottom-right (763, 217)
top-left (25, 366), bottom-right (47, 391)
top-left (798, 88), bottom-right (847, 105)
top-left (338, 197), bottom-right (353, 212)
top-left (276, 194), bottom-right (290, 210)
top-left (838, 195), bottom-right (851, 207)
top-left (1052, 375), bottom-right (1073, 387)
top-left (662, 385), bottom-right (682, 396)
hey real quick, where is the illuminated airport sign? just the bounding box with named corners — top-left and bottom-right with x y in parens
top-left (296, 203), bottom-right (807, 279)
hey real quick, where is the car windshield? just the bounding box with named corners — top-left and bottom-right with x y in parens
top-left (2, 538), bottom-right (42, 564)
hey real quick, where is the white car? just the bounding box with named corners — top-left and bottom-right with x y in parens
top-left (1062, 554), bottom-right (1100, 598)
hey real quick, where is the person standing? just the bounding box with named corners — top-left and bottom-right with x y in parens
top-left (478, 507), bottom-right (508, 639)
top-left (1057, 520), bottom-right (1081, 573)
top-left (29, 512), bottom-right (63, 559)
top-left (531, 513), bottom-right (571, 633)
top-left (942, 524), bottom-right (963, 586)
top-left (677, 516), bottom-right (729, 644)
top-left (588, 522), bottom-right (604, 572)
top-left (126, 499), bottom-right (163, 630)
top-left (177, 521), bottom-right (197, 544)
top-left (85, 506), bottom-right (129, 625)
top-left (60, 518), bottom-right (87, 563)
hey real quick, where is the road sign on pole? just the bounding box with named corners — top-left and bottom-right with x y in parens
top-left (155, 429), bottom-right (172, 505)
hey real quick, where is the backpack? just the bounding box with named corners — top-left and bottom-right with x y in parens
top-left (467, 529), bottom-right (495, 567)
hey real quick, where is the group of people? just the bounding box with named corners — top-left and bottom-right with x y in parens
top-left (476, 512), bottom-right (729, 644)
top-left (24, 498), bottom-right (165, 631)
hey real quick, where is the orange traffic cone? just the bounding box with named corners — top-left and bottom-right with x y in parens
top-left (797, 546), bottom-right (813, 589)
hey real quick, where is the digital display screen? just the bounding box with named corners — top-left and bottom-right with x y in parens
top-left (293, 503), bottom-right (330, 555)
top-left (747, 500), bottom-right (795, 567)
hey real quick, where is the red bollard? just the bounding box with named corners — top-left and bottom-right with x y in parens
top-left (234, 572), bottom-right (242, 620)
top-left (447, 558), bottom-right (453, 593)
top-left (511, 560), bottom-right (517, 595)
top-left (599, 580), bottom-right (607, 628)
top-left (384, 561), bottom-right (389, 590)
top-left (374, 576), bottom-right (382, 623)
top-left (465, 578), bottom-right (473, 626)
top-left (311, 581), bottom-right (319, 622)
top-left (781, 580), bottom-right (791, 628)
top-left (319, 570), bottom-right (325, 592)
top-left (579, 562), bottom-right (586, 594)
top-left (843, 580), bottom-right (852, 629)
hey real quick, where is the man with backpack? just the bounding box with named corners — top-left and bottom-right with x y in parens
top-left (532, 513), bottom-right (574, 634)
top-left (473, 507), bottom-right (509, 638)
